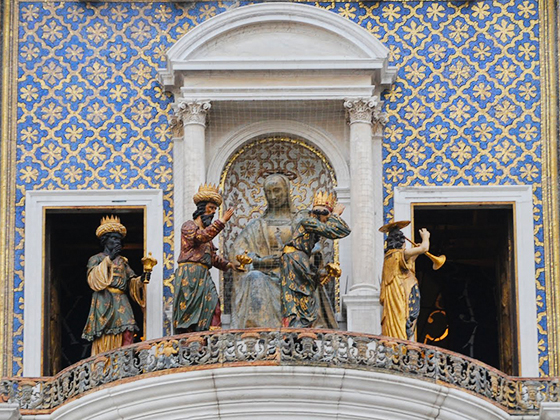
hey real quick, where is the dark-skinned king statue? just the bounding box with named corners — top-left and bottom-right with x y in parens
top-left (82, 216), bottom-right (150, 356)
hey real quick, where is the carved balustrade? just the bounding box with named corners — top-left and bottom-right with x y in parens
top-left (1, 329), bottom-right (557, 415)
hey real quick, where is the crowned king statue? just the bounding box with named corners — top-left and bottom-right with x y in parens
top-left (280, 190), bottom-right (351, 328)
top-left (172, 184), bottom-right (241, 333)
top-left (82, 216), bottom-right (150, 356)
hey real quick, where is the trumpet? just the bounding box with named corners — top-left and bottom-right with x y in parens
top-left (404, 237), bottom-right (446, 270)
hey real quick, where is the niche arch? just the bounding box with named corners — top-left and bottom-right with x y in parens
top-left (217, 135), bottom-right (342, 321)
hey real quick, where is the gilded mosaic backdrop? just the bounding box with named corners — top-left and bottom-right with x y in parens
top-left (13, 0), bottom-right (545, 375)
top-left (219, 137), bottom-right (337, 313)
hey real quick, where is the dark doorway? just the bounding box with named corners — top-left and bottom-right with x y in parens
top-left (43, 209), bottom-right (144, 376)
top-left (413, 205), bottom-right (518, 375)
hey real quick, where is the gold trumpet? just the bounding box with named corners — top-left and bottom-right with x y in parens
top-left (404, 237), bottom-right (446, 270)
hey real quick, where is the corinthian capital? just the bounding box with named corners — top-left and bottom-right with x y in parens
top-left (372, 102), bottom-right (388, 136)
top-left (176, 100), bottom-right (212, 127)
top-left (344, 97), bottom-right (377, 125)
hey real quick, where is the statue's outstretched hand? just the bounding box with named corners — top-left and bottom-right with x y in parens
top-left (228, 261), bottom-right (244, 272)
top-left (419, 228), bottom-right (430, 240)
top-left (259, 255), bottom-right (280, 268)
top-left (333, 203), bottom-right (345, 216)
top-left (220, 208), bottom-right (234, 224)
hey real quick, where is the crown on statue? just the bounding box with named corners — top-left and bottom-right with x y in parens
top-left (312, 191), bottom-right (336, 212)
top-left (193, 183), bottom-right (223, 206)
top-left (96, 215), bottom-right (127, 238)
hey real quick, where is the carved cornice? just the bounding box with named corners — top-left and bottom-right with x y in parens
top-left (176, 100), bottom-right (211, 127)
top-left (344, 97), bottom-right (377, 125)
top-left (1, 329), bottom-right (557, 415)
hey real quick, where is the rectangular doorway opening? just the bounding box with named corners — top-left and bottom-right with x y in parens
top-left (413, 204), bottom-right (518, 375)
top-left (43, 208), bottom-right (145, 376)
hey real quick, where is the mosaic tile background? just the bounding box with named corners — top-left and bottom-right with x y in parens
top-left (14, 0), bottom-right (544, 375)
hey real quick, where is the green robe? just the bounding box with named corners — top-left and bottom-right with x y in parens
top-left (173, 220), bottom-right (229, 331)
top-left (82, 253), bottom-right (139, 341)
top-left (280, 214), bottom-right (351, 327)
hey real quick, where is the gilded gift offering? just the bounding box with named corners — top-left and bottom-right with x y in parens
top-left (141, 253), bottom-right (158, 280)
top-left (320, 262), bottom-right (342, 286)
top-left (235, 251), bottom-right (253, 272)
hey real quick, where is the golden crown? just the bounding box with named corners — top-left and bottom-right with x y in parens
top-left (193, 183), bottom-right (223, 206)
top-left (312, 191), bottom-right (336, 212)
top-left (96, 215), bottom-right (127, 238)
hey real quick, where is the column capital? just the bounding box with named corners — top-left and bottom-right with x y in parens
top-left (176, 100), bottom-right (212, 127)
top-left (344, 97), bottom-right (377, 125)
top-left (168, 115), bottom-right (184, 140)
top-left (372, 102), bottom-right (388, 136)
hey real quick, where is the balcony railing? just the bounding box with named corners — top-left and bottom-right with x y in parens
top-left (1, 329), bottom-right (558, 415)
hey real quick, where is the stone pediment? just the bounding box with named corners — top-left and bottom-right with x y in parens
top-left (159, 3), bottom-right (396, 91)
top-left (174, 21), bottom-right (380, 69)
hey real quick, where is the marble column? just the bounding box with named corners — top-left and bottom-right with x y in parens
top-left (169, 101), bottom-right (211, 264)
top-left (173, 100), bottom-right (211, 256)
top-left (342, 97), bottom-right (386, 334)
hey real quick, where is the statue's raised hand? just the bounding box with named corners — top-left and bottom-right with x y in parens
top-left (220, 208), bottom-right (235, 224)
top-left (333, 203), bottom-right (345, 216)
top-left (109, 245), bottom-right (121, 261)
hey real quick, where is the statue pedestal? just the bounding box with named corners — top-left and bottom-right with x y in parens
top-left (342, 284), bottom-right (382, 335)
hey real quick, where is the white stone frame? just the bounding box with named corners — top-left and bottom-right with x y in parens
top-left (393, 185), bottom-right (538, 377)
top-left (160, 3), bottom-right (396, 90)
top-left (206, 121), bottom-right (353, 318)
top-left (159, 2), bottom-right (398, 334)
top-left (23, 190), bottom-right (164, 377)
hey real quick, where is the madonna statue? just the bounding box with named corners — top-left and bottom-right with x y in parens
top-left (230, 173), bottom-right (297, 328)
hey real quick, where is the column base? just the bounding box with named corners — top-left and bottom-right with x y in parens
top-left (342, 284), bottom-right (382, 335)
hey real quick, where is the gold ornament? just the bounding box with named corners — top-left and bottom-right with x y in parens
top-left (95, 215), bottom-right (127, 238)
top-left (320, 262), bottom-right (342, 286)
top-left (193, 183), bottom-right (223, 206)
top-left (312, 191), bottom-right (336, 212)
top-left (235, 250), bottom-right (253, 272)
top-left (141, 252), bottom-right (158, 284)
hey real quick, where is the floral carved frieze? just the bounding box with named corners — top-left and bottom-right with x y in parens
top-left (1, 329), bottom-right (558, 415)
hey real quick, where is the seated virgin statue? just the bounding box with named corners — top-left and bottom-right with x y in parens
top-left (230, 173), bottom-right (297, 328)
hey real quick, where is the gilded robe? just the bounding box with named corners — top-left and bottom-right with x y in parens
top-left (380, 248), bottom-right (420, 341)
top-left (82, 253), bottom-right (143, 355)
top-left (280, 214), bottom-right (351, 328)
top-left (173, 219), bottom-right (229, 332)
